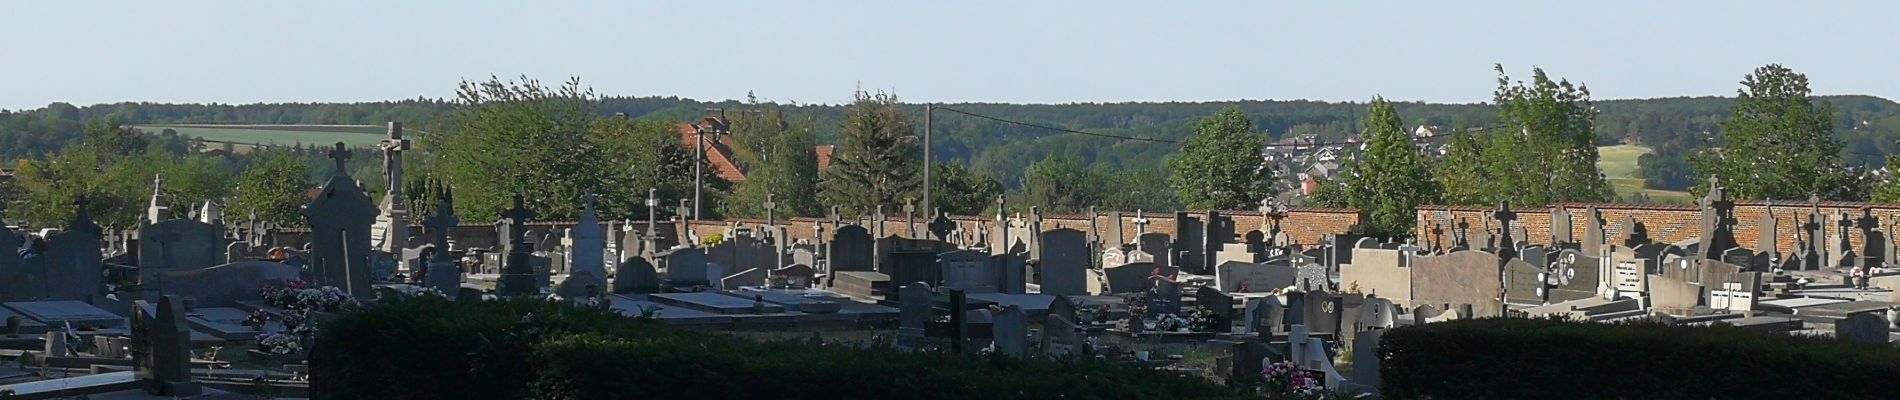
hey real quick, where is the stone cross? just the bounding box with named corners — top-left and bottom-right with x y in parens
top-left (378, 122), bottom-right (410, 194)
top-left (873, 205), bottom-right (886, 238)
top-left (903, 197), bottom-right (917, 238)
top-left (764, 194), bottom-right (778, 227)
top-left (1132, 209), bottom-right (1150, 234)
top-left (502, 194), bottom-right (538, 246)
top-left (328, 142), bottom-right (352, 177)
top-left (1430, 222), bottom-right (1444, 252)
top-left (423, 194), bottom-right (459, 257)
top-left (645, 188), bottom-right (658, 239)
top-left (1454, 218), bottom-right (1470, 248)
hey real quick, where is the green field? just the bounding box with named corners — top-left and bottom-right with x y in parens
top-left (1598, 144), bottom-right (1694, 204)
top-left (132, 124), bottom-right (386, 147)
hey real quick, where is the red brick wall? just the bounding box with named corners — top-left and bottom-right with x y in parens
top-left (1417, 201), bottom-right (1900, 253)
top-left (681, 208), bottom-right (1362, 246)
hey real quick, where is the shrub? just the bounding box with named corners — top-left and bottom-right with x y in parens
top-left (315, 297), bottom-right (1245, 400)
top-left (1379, 317), bottom-right (1900, 399)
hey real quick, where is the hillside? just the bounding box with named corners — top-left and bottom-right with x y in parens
top-left (1598, 145), bottom-right (1694, 204)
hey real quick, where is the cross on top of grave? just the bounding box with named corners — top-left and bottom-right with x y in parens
top-left (676, 199), bottom-right (691, 222)
top-left (763, 194), bottom-right (777, 226)
top-left (328, 142), bottom-right (351, 177)
top-left (503, 194), bottom-right (538, 245)
top-left (1132, 210), bottom-right (1150, 233)
top-left (1454, 218), bottom-right (1470, 248)
top-left (70, 196), bottom-right (102, 236)
top-left (1857, 207), bottom-right (1879, 232)
top-left (424, 193), bottom-right (459, 252)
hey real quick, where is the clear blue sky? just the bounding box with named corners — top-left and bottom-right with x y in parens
top-left (3, 1), bottom-right (1894, 111)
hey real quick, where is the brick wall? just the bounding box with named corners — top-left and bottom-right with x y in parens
top-left (680, 208), bottom-right (1362, 246)
top-left (1416, 201), bottom-right (1900, 254)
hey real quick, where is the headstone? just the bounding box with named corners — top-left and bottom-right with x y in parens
top-left (898, 282), bottom-right (932, 348)
top-left (992, 305), bottom-right (1026, 357)
top-left (1195, 286), bottom-right (1234, 332)
top-left (1037, 229), bottom-right (1089, 296)
top-left (1245, 295), bottom-right (1285, 336)
top-left (939, 250), bottom-right (998, 292)
top-left (1102, 262), bottom-right (1161, 294)
top-left (1550, 207), bottom-right (1573, 244)
top-left (304, 143), bottom-right (378, 298)
top-left (1174, 212), bottom-right (1204, 272)
top-left (661, 248), bottom-right (711, 286)
top-left (1043, 295), bottom-right (1080, 357)
top-left (1301, 290), bottom-right (1343, 335)
top-left (555, 194), bottom-right (609, 299)
top-left (828, 225), bottom-right (874, 273)
top-left (156, 261), bottom-right (300, 307)
top-left (132, 295), bottom-right (200, 396)
top-left (611, 257), bottom-right (659, 294)
top-left (0, 208), bottom-right (25, 301)
top-left (39, 200), bottom-right (106, 301)
top-left (1216, 260), bottom-right (1295, 293)
top-left (1835, 313), bottom-right (1888, 344)
top-left (1137, 233), bottom-right (1171, 266)
top-left (496, 194), bottom-right (541, 296)
top-left (993, 253), bottom-right (1027, 294)
top-left (1150, 276), bottom-right (1181, 315)
top-left (137, 219), bottom-right (225, 282)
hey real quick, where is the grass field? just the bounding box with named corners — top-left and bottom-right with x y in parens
top-left (132, 124), bottom-right (387, 147)
top-left (1598, 144), bottom-right (1694, 204)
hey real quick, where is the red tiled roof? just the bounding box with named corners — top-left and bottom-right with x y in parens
top-left (678, 123), bottom-right (748, 183)
top-left (815, 145), bottom-right (835, 171)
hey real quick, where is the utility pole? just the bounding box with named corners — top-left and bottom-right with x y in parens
top-left (693, 122), bottom-right (704, 221)
top-left (923, 104), bottom-right (933, 215)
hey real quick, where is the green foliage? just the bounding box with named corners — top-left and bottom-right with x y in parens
top-left (819, 91), bottom-right (921, 215)
top-left (931, 162), bottom-right (1003, 216)
top-left (724, 104), bottom-right (821, 218)
top-left (1103, 169), bottom-right (1178, 211)
top-left (1167, 108), bottom-right (1271, 210)
top-left (314, 297), bottom-right (1244, 400)
top-left (1380, 317), bottom-right (1900, 399)
top-left (227, 150), bottom-right (312, 225)
top-left (591, 117), bottom-right (720, 221)
top-left (1486, 66), bottom-right (1612, 206)
top-left (1021, 154), bottom-right (1109, 214)
top-left (1636, 150), bottom-right (1693, 190)
top-left (1691, 64), bottom-right (1860, 201)
top-left (11, 133), bottom-right (229, 228)
top-left (1314, 98), bottom-right (1439, 238)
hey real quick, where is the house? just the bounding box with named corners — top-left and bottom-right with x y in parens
top-left (676, 109), bottom-right (839, 183)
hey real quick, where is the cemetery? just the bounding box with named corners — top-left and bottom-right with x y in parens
top-left (0, 125), bottom-right (1897, 398)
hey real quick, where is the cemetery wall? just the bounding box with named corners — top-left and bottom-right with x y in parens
top-left (1420, 201), bottom-right (1900, 254)
top-left (677, 208), bottom-right (1362, 246)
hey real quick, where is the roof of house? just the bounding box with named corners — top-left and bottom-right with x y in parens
top-left (677, 123), bottom-right (840, 184)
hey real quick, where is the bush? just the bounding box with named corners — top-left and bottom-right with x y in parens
top-left (315, 297), bottom-right (1244, 400)
top-left (1379, 317), bottom-right (1900, 399)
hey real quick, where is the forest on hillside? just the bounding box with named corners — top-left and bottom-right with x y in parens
top-left (5, 93), bottom-right (1900, 193)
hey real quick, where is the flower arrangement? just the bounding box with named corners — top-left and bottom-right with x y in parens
top-left (256, 332), bottom-right (302, 355)
top-left (1261, 360), bottom-right (1323, 396)
top-left (241, 309), bottom-right (270, 331)
top-left (257, 280), bottom-right (358, 312)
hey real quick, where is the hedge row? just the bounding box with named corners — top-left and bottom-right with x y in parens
top-left (312, 297), bottom-right (1246, 400)
top-left (1378, 317), bottom-right (1900, 399)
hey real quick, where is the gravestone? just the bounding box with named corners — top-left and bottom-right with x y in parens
top-left (898, 282), bottom-right (932, 348)
top-left (137, 218), bottom-right (225, 283)
top-left (992, 304), bottom-right (1027, 357)
top-left (132, 295), bottom-right (199, 396)
top-left (1502, 259), bottom-right (1545, 305)
top-left (829, 225), bottom-right (874, 273)
top-left (1174, 212), bottom-right (1204, 272)
top-left (157, 261), bottom-right (300, 307)
top-left (1548, 249), bottom-right (1602, 302)
top-left (40, 200), bottom-right (105, 302)
top-left (1856, 209), bottom-right (1885, 270)
top-left (1038, 229), bottom-right (1089, 296)
top-left (555, 194), bottom-right (609, 299)
top-left (496, 195), bottom-right (542, 296)
top-left (770, 264), bottom-right (815, 288)
top-left (993, 253), bottom-right (1027, 294)
top-left (0, 208), bottom-right (25, 302)
top-left (1550, 207), bottom-right (1573, 245)
top-left (661, 248), bottom-right (711, 287)
top-left (611, 257), bottom-right (660, 294)
top-left (1697, 178), bottom-right (1740, 260)
top-left (372, 122), bottom-right (412, 255)
top-left (1301, 290), bottom-right (1343, 335)
top-left (1137, 233), bottom-right (1171, 266)
top-left (1835, 313), bottom-right (1888, 344)
top-left (939, 250), bottom-right (997, 292)
top-left (1352, 297), bottom-right (1396, 332)
top-left (422, 193), bottom-right (462, 295)
top-left (1150, 276), bottom-right (1182, 315)
top-left (1043, 295), bottom-right (1081, 357)
top-left (1101, 247), bottom-right (1127, 268)
top-left (1195, 286), bottom-right (1234, 332)
top-left (303, 144), bottom-right (379, 298)
top-left (1245, 295), bottom-right (1285, 336)
top-left (1205, 211), bottom-right (1236, 270)
top-left (1102, 262), bottom-right (1158, 294)
top-left (1216, 260), bottom-right (1296, 293)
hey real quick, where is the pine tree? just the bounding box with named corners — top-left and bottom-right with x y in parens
top-left (1167, 108), bottom-right (1272, 210)
top-left (819, 91), bottom-right (921, 215)
top-left (1690, 64), bottom-right (1857, 200)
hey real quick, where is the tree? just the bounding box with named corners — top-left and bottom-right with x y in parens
top-left (431, 76), bottom-right (616, 221)
top-left (227, 150), bottom-right (312, 226)
top-left (931, 162), bottom-right (1002, 216)
top-left (149, 153), bottom-right (231, 219)
top-left (1104, 169), bottom-right (1177, 211)
top-left (1313, 97), bottom-right (1440, 238)
top-left (1167, 108), bottom-right (1272, 210)
top-left (1691, 64), bottom-right (1858, 200)
top-left (819, 91), bottom-right (921, 215)
top-left (591, 116), bottom-right (722, 221)
top-left (1441, 66), bottom-right (1611, 207)
top-left (723, 105), bottom-right (820, 218)
top-left (1021, 154), bottom-right (1107, 214)
top-left (12, 145), bottom-right (145, 228)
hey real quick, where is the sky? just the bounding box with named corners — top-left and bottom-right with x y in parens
top-left (3, 1), bottom-right (1896, 110)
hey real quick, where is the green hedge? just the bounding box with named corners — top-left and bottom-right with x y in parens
top-left (1379, 317), bottom-right (1900, 399)
top-left (313, 297), bottom-right (1245, 400)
